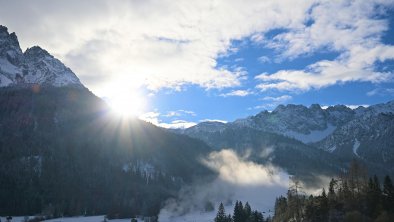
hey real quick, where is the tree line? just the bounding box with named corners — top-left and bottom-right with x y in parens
top-left (273, 161), bottom-right (394, 222)
top-left (214, 201), bottom-right (268, 222)
top-left (214, 161), bottom-right (394, 222)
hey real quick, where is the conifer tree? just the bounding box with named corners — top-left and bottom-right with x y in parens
top-left (320, 188), bottom-right (329, 222)
top-left (215, 203), bottom-right (227, 222)
top-left (227, 214), bottom-right (233, 222)
top-left (328, 178), bottom-right (338, 210)
top-left (233, 201), bottom-right (244, 222)
top-left (328, 178), bottom-right (337, 197)
top-left (382, 175), bottom-right (394, 213)
top-left (244, 202), bottom-right (252, 220)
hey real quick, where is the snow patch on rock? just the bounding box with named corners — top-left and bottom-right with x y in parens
top-left (353, 139), bottom-right (360, 157)
top-left (327, 145), bottom-right (337, 153)
top-left (0, 26), bottom-right (83, 88)
top-left (284, 124), bottom-right (336, 143)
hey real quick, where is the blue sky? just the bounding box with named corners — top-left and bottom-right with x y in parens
top-left (147, 4), bottom-right (394, 127)
top-left (1, 0), bottom-right (394, 128)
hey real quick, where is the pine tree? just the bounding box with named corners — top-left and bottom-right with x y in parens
top-left (233, 201), bottom-right (244, 222)
top-left (328, 178), bottom-right (337, 197)
top-left (244, 202), bottom-right (252, 221)
top-left (227, 214), bottom-right (233, 222)
top-left (382, 175), bottom-right (394, 213)
top-left (328, 178), bottom-right (338, 212)
top-left (288, 176), bottom-right (303, 221)
top-left (250, 210), bottom-right (264, 222)
top-left (340, 180), bottom-right (352, 210)
top-left (365, 175), bottom-right (382, 217)
top-left (320, 188), bottom-right (329, 222)
top-left (273, 196), bottom-right (287, 222)
top-left (215, 203), bottom-right (227, 222)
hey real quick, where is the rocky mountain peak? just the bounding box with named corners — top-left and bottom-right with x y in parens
top-left (0, 26), bottom-right (23, 65)
top-left (0, 25), bottom-right (83, 88)
top-left (273, 104), bottom-right (309, 114)
top-left (24, 46), bottom-right (51, 59)
top-left (310, 104), bottom-right (322, 111)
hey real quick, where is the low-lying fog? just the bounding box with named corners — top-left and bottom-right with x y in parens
top-left (159, 149), bottom-right (291, 222)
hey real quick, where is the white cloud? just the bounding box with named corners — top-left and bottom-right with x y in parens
top-left (367, 88), bottom-right (394, 96)
top-left (251, 94), bottom-right (292, 111)
top-left (255, 1), bottom-right (394, 92)
top-left (139, 111), bottom-right (196, 129)
top-left (0, 0), bottom-right (315, 96)
top-left (261, 95), bottom-right (292, 102)
top-left (139, 111), bottom-right (161, 125)
top-left (257, 56), bottom-right (271, 64)
top-left (250, 104), bottom-right (277, 111)
top-left (1, 0), bottom-right (392, 96)
top-left (164, 110), bottom-right (196, 117)
top-left (219, 89), bottom-right (251, 97)
top-left (159, 120), bottom-right (197, 129)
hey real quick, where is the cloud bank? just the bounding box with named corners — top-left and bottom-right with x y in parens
top-left (255, 1), bottom-right (394, 92)
top-left (159, 149), bottom-right (289, 221)
top-left (1, 0), bottom-right (393, 97)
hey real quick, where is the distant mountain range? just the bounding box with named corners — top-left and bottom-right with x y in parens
top-left (174, 101), bottom-right (394, 177)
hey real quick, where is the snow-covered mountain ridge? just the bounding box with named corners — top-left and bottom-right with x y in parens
top-left (176, 101), bottom-right (394, 174)
top-left (0, 25), bottom-right (82, 87)
top-left (180, 101), bottom-right (394, 144)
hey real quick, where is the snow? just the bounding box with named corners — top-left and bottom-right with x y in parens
top-left (159, 206), bottom-right (229, 222)
top-left (0, 73), bottom-right (13, 86)
top-left (0, 216), bottom-right (31, 222)
top-left (0, 58), bottom-right (20, 74)
top-left (159, 191), bottom-right (277, 222)
top-left (0, 216), bottom-right (143, 222)
top-left (357, 101), bottom-right (394, 117)
top-left (284, 124), bottom-right (336, 143)
top-left (327, 145), bottom-right (337, 153)
top-left (44, 216), bottom-right (143, 222)
top-left (0, 29), bottom-right (83, 88)
top-left (122, 161), bottom-right (157, 182)
top-left (353, 139), bottom-right (360, 157)
top-left (44, 216), bottom-right (107, 222)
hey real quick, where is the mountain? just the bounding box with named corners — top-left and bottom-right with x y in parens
top-left (317, 101), bottom-right (394, 171)
top-left (177, 102), bottom-right (394, 177)
top-left (183, 125), bottom-right (346, 182)
top-left (0, 26), bottom-right (82, 87)
top-left (230, 104), bottom-right (356, 143)
top-left (0, 25), bottom-right (213, 217)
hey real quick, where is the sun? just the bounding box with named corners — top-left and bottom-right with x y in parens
top-left (107, 89), bottom-right (146, 118)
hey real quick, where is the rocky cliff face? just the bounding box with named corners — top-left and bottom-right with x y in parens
top-left (0, 25), bottom-right (82, 87)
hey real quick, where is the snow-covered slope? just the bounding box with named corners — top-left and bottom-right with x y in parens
top-left (235, 104), bottom-right (358, 143)
top-left (0, 25), bottom-right (82, 87)
top-left (317, 101), bottom-right (394, 168)
top-left (183, 102), bottom-right (393, 147)
top-left (183, 103), bottom-right (356, 144)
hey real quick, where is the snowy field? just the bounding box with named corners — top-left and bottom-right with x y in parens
top-left (0, 216), bottom-right (141, 222)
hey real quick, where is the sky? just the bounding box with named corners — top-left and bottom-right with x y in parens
top-left (1, 0), bottom-right (394, 128)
